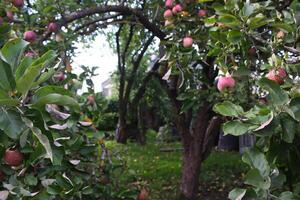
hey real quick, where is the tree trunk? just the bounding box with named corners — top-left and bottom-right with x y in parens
top-left (177, 106), bottom-right (211, 199)
top-left (179, 141), bottom-right (203, 200)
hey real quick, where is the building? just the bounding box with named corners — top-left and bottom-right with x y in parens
top-left (101, 79), bottom-right (113, 97)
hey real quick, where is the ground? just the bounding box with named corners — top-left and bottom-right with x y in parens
top-left (103, 131), bottom-right (248, 200)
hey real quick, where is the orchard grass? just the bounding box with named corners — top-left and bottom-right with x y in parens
top-left (104, 130), bottom-right (248, 200)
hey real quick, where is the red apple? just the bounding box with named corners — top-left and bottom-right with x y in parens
top-left (198, 9), bottom-right (206, 17)
top-left (23, 31), bottom-right (37, 42)
top-left (277, 68), bottom-right (287, 78)
top-left (137, 188), bottom-right (148, 200)
top-left (6, 11), bottom-right (14, 22)
top-left (54, 71), bottom-right (65, 81)
top-left (165, 0), bottom-right (173, 8)
top-left (25, 51), bottom-right (36, 57)
top-left (172, 4), bottom-right (182, 14)
top-left (163, 10), bottom-right (173, 18)
top-left (12, 0), bottom-right (24, 7)
top-left (266, 70), bottom-right (284, 85)
top-left (183, 36), bottom-right (193, 48)
top-left (217, 76), bottom-right (235, 91)
top-left (0, 17), bottom-right (3, 25)
top-left (48, 22), bottom-right (59, 33)
top-left (4, 149), bottom-right (23, 167)
top-left (248, 46), bottom-right (256, 56)
top-left (87, 95), bottom-right (95, 105)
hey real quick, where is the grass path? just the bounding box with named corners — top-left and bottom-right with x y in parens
top-left (104, 131), bottom-right (247, 199)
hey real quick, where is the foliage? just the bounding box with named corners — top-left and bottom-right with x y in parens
top-left (161, 0), bottom-right (300, 199)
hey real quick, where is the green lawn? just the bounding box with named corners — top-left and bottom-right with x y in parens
top-left (104, 131), bottom-right (248, 199)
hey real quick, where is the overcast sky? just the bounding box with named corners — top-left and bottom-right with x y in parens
top-left (72, 34), bottom-right (117, 92)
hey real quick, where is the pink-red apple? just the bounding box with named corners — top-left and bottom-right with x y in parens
top-left (266, 70), bottom-right (284, 85)
top-left (6, 11), bottom-right (14, 22)
top-left (48, 22), bottom-right (59, 33)
top-left (217, 76), bottom-right (235, 91)
top-left (165, 0), bottom-right (173, 8)
top-left (0, 17), bottom-right (3, 25)
top-left (87, 95), bottom-right (95, 105)
top-left (198, 9), bottom-right (206, 17)
top-left (183, 36), bottom-right (193, 48)
top-left (277, 68), bottom-right (287, 78)
top-left (23, 31), bottom-right (37, 42)
top-left (4, 149), bottom-right (23, 167)
top-left (54, 71), bottom-right (65, 81)
top-left (12, 0), bottom-right (24, 7)
top-left (172, 4), bottom-right (182, 14)
top-left (164, 10), bottom-right (173, 18)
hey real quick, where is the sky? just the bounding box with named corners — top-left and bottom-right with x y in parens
top-left (72, 34), bottom-right (117, 92)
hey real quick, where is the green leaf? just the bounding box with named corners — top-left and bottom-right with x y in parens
top-left (280, 113), bottom-right (296, 143)
top-left (247, 14), bottom-right (271, 29)
top-left (222, 120), bottom-right (254, 136)
top-left (16, 63), bottom-right (43, 95)
top-left (270, 23), bottom-right (294, 33)
top-left (32, 127), bottom-right (53, 163)
top-left (228, 188), bottom-right (247, 200)
top-left (16, 51), bottom-right (57, 95)
top-left (213, 101), bottom-right (244, 117)
top-left (227, 30), bottom-right (243, 44)
top-left (289, 97), bottom-right (300, 121)
top-left (0, 109), bottom-right (26, 139)
top-left (0, 99), bottom-right (20, 107)
top-left (32, 93), bottom-right (80, 111)
top-left (258, 78), bottom-right (289, 106)
top-left (245, 169), bottom-right (271, 190)
top-left (0, 38), bottom-right (29, 72)
top-left (32, 68), bottom-right (56, 88)
top-left (34, 86), bottom-right (74, 100)
top-left (24, 174), bottom-right (38, 186)
top-left (0, 59), bottom-right (15, 91)
top-left (278, 191), bottom-right (294, 200)
top-left (15, 56), bottom-right (33, 81)
top-left (241, 1), bottom-right (254, 17)
top-left (242, 148), bottom-right (270, 177)
top-left (219, 14), bottom-right (241, 27)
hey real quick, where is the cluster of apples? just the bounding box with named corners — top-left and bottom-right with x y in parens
top-left (0, 148), bottom-right (24, 181)
top-left (0, 1), bottom-right (60, 43)
top-left (163, 0), bottom-right (208, 48)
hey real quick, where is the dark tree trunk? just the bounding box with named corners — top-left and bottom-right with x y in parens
top-left (177, 105), bottom-right (211, 199)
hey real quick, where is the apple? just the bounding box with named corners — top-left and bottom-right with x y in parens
top-left (277, 68), bottom-right (287, 78)
top-left (23, 31), bottom-right (37, 42)
top-left (87, 95), bottom-right (95, 105)
top-left (0, 17), bottom-right (3, 25)
top-left (183, 36), bottom-right (193, 48)
top-left (48, 22), bottom-right (59, 33)
top-left (198, 9), bottom-right (206, 17)
top-left (25, 51), bottom-right (35, 57)
top-left (266, 70), bottom-right (284, 85)
top-left (172, 4), bottom-right (182, 14)
top-left (137, 188), bottom-right (148, 200)
top-left (217, 76), bottom-right (235, 91)
top-left (276, 30), bottom-right (284, 39)
top-left (12, 0), bottom-right (24, 7)
top-left (6, 11), bottom-right (14, 22)
top-left (165, 0), bottom-right (173, 8)
top-left (4, 149), bottom-right (23, 167)
top-left (54, 71), bottom-right (65, 81)
top-left (248, 46), bottom-right (256, 57)
top-left (163, 10), bottom-right (173, 18)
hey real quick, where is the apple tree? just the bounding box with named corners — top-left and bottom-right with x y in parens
top-left (160, 0), bottom-right (300, 199)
